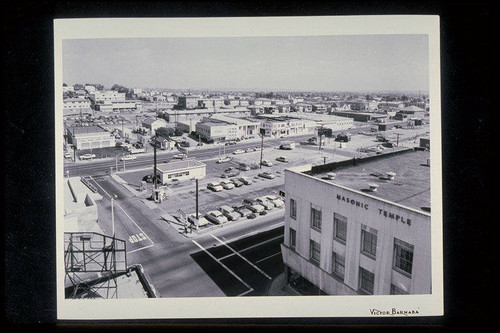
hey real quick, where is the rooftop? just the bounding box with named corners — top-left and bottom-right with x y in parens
top-left (68, 125), bottom-right (108, 135)
top-left (311, 149), bottom-right (431, 211)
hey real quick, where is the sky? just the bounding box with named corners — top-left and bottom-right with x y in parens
top-left (63, 35), bottom-right (429, 92)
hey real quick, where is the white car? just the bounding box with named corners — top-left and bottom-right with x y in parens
top-left (173, 153), bottom-right (187, 159)
top-left (245, 203), bottom-right (265, 214)
top-left (238, 176), bottom-right (253, 185)
top-left (255, 197), bottom-right (275, 210)
top-left (187, 213), bottom-right (209, 227)
top-left (205, 210), bottom-right (228, 224)
top-left (232, 149), bottom-right (246, 155)
top-left (120, 155), bottom-right (137, 161)
top-left (261, 160), bottom-right (273, 167)
top-left (276, 156), bottom-right (289, 163)
top-left (220, 179), bottom-right (235, 190)
top-left (207, 182), bottom-right (223, 192)
top-left (219, 205), bottom-right (240, 221)
top-left (266, 195), bottom-right (285, 208)
top-left (216, 156), bottom-right (232, 164)
top-left (245, 147), bottom-right (256, 153)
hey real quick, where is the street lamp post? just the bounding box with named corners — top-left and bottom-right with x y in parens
top-left (259, 128), bottom-right (266, 169)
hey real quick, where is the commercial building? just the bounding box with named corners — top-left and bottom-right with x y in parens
top-left (63, 98), bottom-right (91, 111)
top-left (161, 107), bottom-right (251, 123)
top-left (67, 125), bottom-right (116, 150)
top-left (177, 95), bottom-right (201, 109)
top-left (257, 115), bottom-right (316, 138)
top-left (290, 113), bottom-right (354, 132)
top-left (330, 111), bottom-right (388, 122)
top-left (281, 149), bottom-right (431, 295)
top-left (89, 90), bottom-right (126, 103)
top-left (155, 159), bottom-right (206, 184)
top-left (195, 115), bottom-right (261, 142)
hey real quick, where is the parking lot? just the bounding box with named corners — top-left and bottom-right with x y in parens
top-left (112, 123), bottom-right (429, 232)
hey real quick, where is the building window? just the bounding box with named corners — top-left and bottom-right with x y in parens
top-left (289, 228), bottom-right (296, 251)
top-left (334, 213), bottom-right (347, 243)
top-left (393, 238), bottom-right (414, 276)
top-left (310, 205), bottom-right (322, 231)
top-left (359, 267), bottom-right (375, 295)
top-left (361, 227), bottom-right (378, 258)
top-left (390, 284), bottom-right (409, 295)
top-left (310, 240), bottom-right (321, 265)
top-left (332, 252), bottom-right (345, 280)
top-left (290, 198), bottom-right (297, 219)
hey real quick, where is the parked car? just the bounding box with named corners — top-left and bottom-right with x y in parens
top-left (245, 147), bottom-right (256, 153)
top-left (232, 149), bottom-right (245, 155)
top-left (64, 152), bottom-right (71, 158)
top-left (205, 210), bottom-right (228, 225)
top-left (245, 203), bottom-right (265, 214)
top-left (261, 160), bottom-right (273, 167)
top-left (220, 179), bottom-right (235, 190)
top-left (238, 176), bottom-right (253, 185)
top-left (187, 213), bottom-right (209, 227)
top-left (276, 156), bottom-right (289, 163)
top-left (173, 153), bottom-right (187, 159)
top-left (225, 140), bottom-right (237, 145)
top-left (335, 133), bottom-right (352, 142)
top-left (233, 205), bottom-right (252, 217)
top-left (266, 195), bottom-right (285, 208)
top-left (120, 154), bottom-right (137, 161)
top-left (255, 197), bottom-right (275, 210)
top-left (238, 163), bottom-right (251, 171)
top-left (219, 205), bottom-right (240, 221)
top-left (258, 172), bottom-right (276, 179)
top-left (231, 178), bottom-right (244, 187)
top-left (247, 213), bottom-right (257, 219)
top-left (207, 182), bottom-right (223, 192)
top-left (216, 156), bottom-right (232, 164)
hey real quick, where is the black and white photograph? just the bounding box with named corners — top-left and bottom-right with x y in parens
top-left (54, 16), bottom-right (443, 319)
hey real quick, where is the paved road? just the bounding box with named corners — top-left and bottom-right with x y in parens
top-left (86, 173), bottom-right (285, 297)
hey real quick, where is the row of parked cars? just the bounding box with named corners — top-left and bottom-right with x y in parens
top-left (207, 176), bottom-right (253, 192)
top-left (201, 194), bottom-right (285, 225)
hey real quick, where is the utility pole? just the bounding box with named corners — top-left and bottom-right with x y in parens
top-left (259, 129), bottom-right (265, 169)
top-left (195, 179), bottom-right (199, 219)
top-left (396, 133), bottom-right (401, 147)
top-left (153, 137), bottom-right (158, 190)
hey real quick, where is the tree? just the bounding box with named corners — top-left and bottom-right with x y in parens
top-left (74, 83), bottom-right (84, 90)
top-left (401, 95), bottom-right (409, 101)
top-left (63, 83), bottom-right (68, 87)
top-left (155, 127), bottom-right (176, 138)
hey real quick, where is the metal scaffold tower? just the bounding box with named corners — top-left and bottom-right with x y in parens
top-left (64, 232), bottom-right (127, 299)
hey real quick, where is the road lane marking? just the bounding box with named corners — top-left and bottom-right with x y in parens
top-left (90, 176), bottom-right (155, 247)
top-left (127, 244), bottom-right (154, 254)
top-left (255, 252), bottom-right (282, 264)
top-left (217, 235), bottom-right (284, 261)
top-left (115, 203), bottom-right (155, 246)
top-left (192, 240), bottom-right (253, 294)
top-left (211, 234), bottom-right (272, 280)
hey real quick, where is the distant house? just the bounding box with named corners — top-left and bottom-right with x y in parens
top-left (141, 118), bottom-right (168, 136)
top-left (63, 98), bottom-right (91, 111)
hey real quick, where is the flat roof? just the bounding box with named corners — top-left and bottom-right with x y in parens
top-left (311, 149), bottom-right (430, 211)
top-left (156, 159), bottom-right (205, 172)
top-left (69, 125), bottom-right (108, 135)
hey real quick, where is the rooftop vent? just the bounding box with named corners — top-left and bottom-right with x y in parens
top-left (386, 172), bottom-right (396, 180)
top-left (367, 183), bottom-right (379, 192)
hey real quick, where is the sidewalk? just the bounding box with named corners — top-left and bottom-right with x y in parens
top-left (266, 273), bottom-right (289, 296)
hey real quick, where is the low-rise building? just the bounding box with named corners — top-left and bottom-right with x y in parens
top-left (161, 107), bottom-right (251, 123)
top-left (177, 95), bottom-right (201, 109)
top-left (281, 149), bottom-right (431, 295)
top-left (155, 159), bottom-right (206, 184)
top-left (257, 115), bottom-right (316, 138)
top-left (63, 98), bottom-right (91, 111)
top-left (141, 117), bottom-right (168, 136)
top-left (67, 125), bottom-right (116, 150)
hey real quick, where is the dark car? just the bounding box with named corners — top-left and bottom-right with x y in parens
top-left (247, 213), bottom-right (257, 219)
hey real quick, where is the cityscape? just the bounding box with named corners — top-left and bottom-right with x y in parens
top-left (60, 33), bottom-right (434, 304)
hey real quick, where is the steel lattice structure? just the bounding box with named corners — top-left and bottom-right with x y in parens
top-left (64, 232), bottom-right (127, 299)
